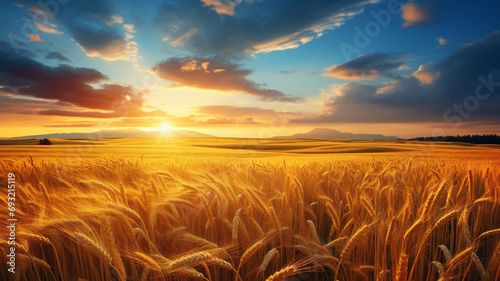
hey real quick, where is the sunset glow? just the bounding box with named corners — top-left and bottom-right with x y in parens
top-left (0, 0), bottom-right (499, 138)
top-left (160, 123), bottom-right (172, 132)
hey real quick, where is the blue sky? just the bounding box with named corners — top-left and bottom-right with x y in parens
top-left (0, 0), bottom-right (499, 138)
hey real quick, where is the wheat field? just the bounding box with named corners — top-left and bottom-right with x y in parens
top-left (0, 138), bottom-right (499, 281)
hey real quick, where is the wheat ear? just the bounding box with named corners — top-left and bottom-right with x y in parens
top-left (258, 248), bottom-right (279, 276)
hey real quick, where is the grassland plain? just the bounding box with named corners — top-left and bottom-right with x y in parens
top-left (0, 138), bottom-right (499, 281)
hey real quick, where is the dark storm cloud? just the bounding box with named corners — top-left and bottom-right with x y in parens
top-left (154, 57), bottom-right (299, 102)
top-left (292, 31), bottom-right (500, 124)
top-left (323, 53), bottom-right (409, 80)
top-left (155, 0), bottom-right (377, 57)
top-left (0, 48), bottom-right (166, 118)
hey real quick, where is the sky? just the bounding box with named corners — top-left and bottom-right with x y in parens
top-left (0, 0), bottom-right (499, 138)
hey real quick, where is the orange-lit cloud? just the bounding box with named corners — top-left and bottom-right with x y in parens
top-left (45, 124), bottom-right (95, 128)
top-left (437, 37), bottom-right (448, 46)
top-left (197, 105), bottom-right (289, 118)
top-left (29, 34), bottom-right (43, 42)
top-left (154, 57), bottom-right (298, 102)
top-left (412, 63), bottom-right (440, 85)
top-left (200, 0), bottom-right (240, 16)
top-left (35, 22), bottom-right (63, 35)
top-left (294, 31), bottom-right (500, 124)
top-left (0, 49), bottom-right (166, 118)
top-left (402, 3), bottom-right (432, 27)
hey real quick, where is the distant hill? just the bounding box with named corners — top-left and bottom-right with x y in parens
top-left (13, 128), bottom-right (215, 139)
top-left (274, 128), bottom-right (399, 140)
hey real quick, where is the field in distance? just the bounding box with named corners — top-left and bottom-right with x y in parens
top-left (0, 138), bottom-right (499, 281)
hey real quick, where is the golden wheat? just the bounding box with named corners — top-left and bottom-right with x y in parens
top-left (1, 139), bottom-right (498, 281)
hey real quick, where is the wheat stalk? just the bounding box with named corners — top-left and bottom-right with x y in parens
top-left (265, 265), bottom-right (295, 281)
top-left (169, 252), bottom-right (214, 270)
top-left (134, 251), bottom-right (161, 271)
top-left (471, 252), bottom-right (487, 278)
top-left (258, 248), bottom-right (279, 276)
top-left (341, 223), bottom-right (374, 260)
top-left (438, 245), bottom-right (452, 263)
top-left (396, 253), bottom-right (408, 281)
top-left (232, 208), bottom-right (242, 243)
top-left (431, 261), bottom-right (446, 279)
top-left (307, 220), bottom-right (320, 244)
top-left (74, 232), bottom-right (111, 264)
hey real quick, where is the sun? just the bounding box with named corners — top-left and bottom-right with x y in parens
top-left (159, 123), bottom-right (172, 132)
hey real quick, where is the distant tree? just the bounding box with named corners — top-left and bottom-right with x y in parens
top-left (408, 134), bottom-right (500, 144)
top-left (39, 138), bottom-right (52, 145)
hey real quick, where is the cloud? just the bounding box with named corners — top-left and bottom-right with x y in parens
top-left (169, 115), bottom-right (260, 126)
top-left (154, 57), bottom-right (298, 102)
top-left (45, 51), bottom-right (71, 62)
top-left (35, 22), bottom-right (63, 34)
top-left (323, 53), bottom-right (409, 80)
top-left (412, 62), bottom-right (439, 85)
top-left (29, 34), bottom-right (43, 42)
top-left (37, 108), bottom-right (167, 118)
top-left (155, 0), bottom-right (376, 57)
top-left (200, 0), bottom-right (241, 16)
top-left (401, 3), bottom-right (432, 27)
top-left (292, 31), bottom-right (500, 124)
top-left (45, 124), bottom-right (95, 127)
top-left (21, 0), bottom-right (137, 61)
top-left (0, 95), bottom-right (60, 115)
top-left (0, 48), bottom-right (165, 118)
top-left (197, 105), bottom-right (289, 118)
top-left (437, 37), bottom-right (448, 46)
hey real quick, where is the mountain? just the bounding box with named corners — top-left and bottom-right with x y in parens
top-left (274, 128), bottom-right (399, 140)
top-left (13, 128), bottom-right (215, 139)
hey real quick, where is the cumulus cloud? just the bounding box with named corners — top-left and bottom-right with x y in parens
top-left (323, 53), bottom-right (409, 80)
top-left (156, 0), bottom-right (375, 57)
top-left (401, 2), bottom-right (433, 27)
top-left (0, 48), bottom-right (165, 118)
top-left (412, 62), bottom-right (439, 85)
top-left (292, 31), bottom-right (500, 124)
top-left (154, 57), bottom-right (298, 102)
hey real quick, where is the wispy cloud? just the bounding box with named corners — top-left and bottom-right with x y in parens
top-left (45, 51), bottom-right (71, 62)
top-left (323, 53), bottom-right (409, 80)
top-left (155, 0), bottom-right (376, 57)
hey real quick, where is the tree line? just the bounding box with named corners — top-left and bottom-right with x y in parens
top-left (408, 134), bottom-right (500, 144)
